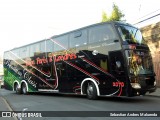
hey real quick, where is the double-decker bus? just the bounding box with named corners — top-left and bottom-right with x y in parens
top-left (3, 21), bottom-right (156, 99)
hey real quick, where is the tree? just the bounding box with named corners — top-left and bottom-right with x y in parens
top-left (101, 3), bottom-right (124, 22)
top-left (101, 11), bottom-right (108, 22)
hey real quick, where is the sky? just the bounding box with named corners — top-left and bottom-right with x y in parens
top-left (0, 0), bottom-right (160, 57)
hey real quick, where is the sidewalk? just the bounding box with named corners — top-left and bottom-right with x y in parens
top-left (147, 87), bottom-right (160, 97)
top-left (0, 89), bottom-right (15, 120)
top-left (0, 98), bottom-right (15, 120)
top-left (0, 96), bottom-right (11, 111)
top-left (0, 89), bottom-right (13, 111)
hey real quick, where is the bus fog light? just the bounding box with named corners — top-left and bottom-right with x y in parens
top-left (131, 83), bottom-right (141, 89)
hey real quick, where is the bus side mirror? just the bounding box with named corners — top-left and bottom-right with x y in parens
top-left (116, 61), bottom-right (121, 69)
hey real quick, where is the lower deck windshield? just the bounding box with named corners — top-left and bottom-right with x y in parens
top-left (125, 50), bottom-right (154, 76)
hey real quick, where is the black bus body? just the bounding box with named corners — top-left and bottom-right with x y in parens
top-left (3, 21), bottom-right (156, 99)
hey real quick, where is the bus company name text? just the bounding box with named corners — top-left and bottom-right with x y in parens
top-left (26, 53), bottom-right (77, 66)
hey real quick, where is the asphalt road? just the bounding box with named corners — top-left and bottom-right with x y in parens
top-left (0, 89), bottom-right (160, 120)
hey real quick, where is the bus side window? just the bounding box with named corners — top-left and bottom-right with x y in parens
top-left (54, 35), bottom-right (69, 52)
top-left (100, 58), bottom-right (108, 71)
top-left (89, 24), bottom-right (116, 43)
top-left (46, 39), bottom-right (54, 53)
top-left (70, 30), bottom-right (87, 48)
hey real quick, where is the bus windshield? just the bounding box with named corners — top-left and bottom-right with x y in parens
top-left (125, 50), bottom-right (154, 76)
top-left (118, 25), bottom-right (146, 45)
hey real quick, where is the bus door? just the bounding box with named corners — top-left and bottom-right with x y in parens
top-left (109, 50), bottom-right (127, 94)
top-left (56, 62), bottom-right (70, 92)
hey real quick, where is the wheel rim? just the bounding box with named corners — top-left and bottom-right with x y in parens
top-left (15, 84), bottom-right (18, 93)
top-left (22, 84), bottom-right (27, 94)
top-left (87, 84), bottom-right (93, 96)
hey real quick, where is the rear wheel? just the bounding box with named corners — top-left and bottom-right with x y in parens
top-left (21, 83), bottom-right (28, 95)
top-left (14, 83), bottom-right (20, 94)
top-left (86, 82), bottom-right (97, 100)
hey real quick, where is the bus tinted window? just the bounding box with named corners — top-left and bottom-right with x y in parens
top-left (29, 41), bottom-right (45, 57)
top-left (19, 47), bottom-right (27, 59)
top-left (46, 39), bottom-right (54, 53)
top-left (54, 35), bottom-right (68, 51)
top-left (12, 49), bottom-right (19, 57)
top-left (89, 24), bottom-right (116, 43)
top-left (26, 46), bottom-right (30, 58)
top-left (118, 25), bottom-right (146, 45)
top-left (11, 49), bottom-right (19, 60)
top-left (40, 41), bottom-right (45, 53)
top-left (70, 30), bottom-right (87, 48)
top-left (29, 43), bottom-right (39, 57)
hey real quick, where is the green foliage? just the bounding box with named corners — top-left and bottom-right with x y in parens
top-left (101, 3), bottom-right (124, 22)
top-left (101, 11), bottom-right (108, 22)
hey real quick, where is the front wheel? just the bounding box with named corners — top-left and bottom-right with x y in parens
top-left (86, 82), bottom-right (97, 100)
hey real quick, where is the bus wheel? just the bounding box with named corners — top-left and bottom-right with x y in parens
top-left (86, 82), bottom-right (97, 100)
top-left (22, 83), bottom-right (28, 95)
top-left (14, 83), bottom-right (20, 94)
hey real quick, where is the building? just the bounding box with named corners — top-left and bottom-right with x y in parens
top-left (140, 21), bottom-right (160, 87)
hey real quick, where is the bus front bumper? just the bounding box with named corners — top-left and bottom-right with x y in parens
top-left (132, 86), bottom-right (156, 96)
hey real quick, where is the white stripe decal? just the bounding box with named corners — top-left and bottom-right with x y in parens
top-left (9, 51), bottom-right (51, 78)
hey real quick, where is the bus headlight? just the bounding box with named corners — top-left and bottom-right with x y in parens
top-left (131, 83), bottom-right (141, 89)
top-left (154, 81), bottom-right (156, 86)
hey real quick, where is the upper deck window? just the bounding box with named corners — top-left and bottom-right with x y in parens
top-left (89, 24), bottom-right (116, 43)
top-left (54, 35), bottom-right (69, 51)
top-left (118, 25), bottom-right (146, 45)
top-left (46, 39), bottom-right (54, 53)
top-left (70, 30), bottom-right (87, 48)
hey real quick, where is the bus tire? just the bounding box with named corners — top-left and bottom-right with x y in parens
top-left (21, 83), bottom-right (28, 95)
top-left (14, 83), bottom-right (20, 94)
top-left (86, 82), bottom-right (97, 100)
